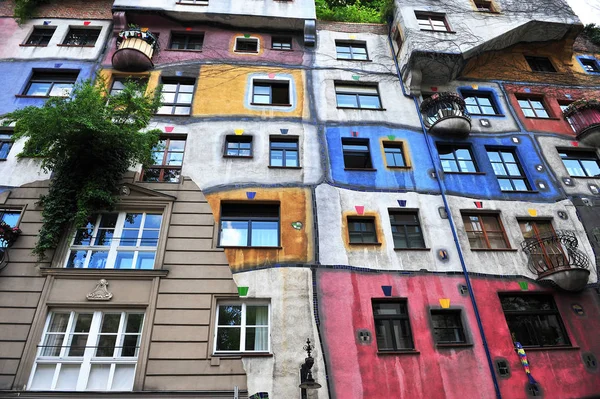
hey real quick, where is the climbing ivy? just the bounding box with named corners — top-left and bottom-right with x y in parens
top-left (14, 0), bottom-right (49, 23)
top-left (316, 0), bottom-right (394, 24)
top-left (4, 78), bottom-right (162, 259)
top-left (583, 24), bottom-right (600, 46)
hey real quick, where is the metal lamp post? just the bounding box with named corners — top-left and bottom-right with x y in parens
top-left (299, 338), bottom-right (322, 399)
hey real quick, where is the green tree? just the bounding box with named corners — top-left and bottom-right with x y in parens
top-left (4, 78), bottom-right (162, 259)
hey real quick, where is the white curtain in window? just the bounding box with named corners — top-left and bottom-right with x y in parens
top-left (250, 222), bottom-right (277, 247)
top-left (253, 306), bottom-right (269, 351)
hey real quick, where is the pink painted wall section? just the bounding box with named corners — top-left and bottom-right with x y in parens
top-left (102, 15), bottom-right (306, 68)
top-left (317, 270), bottom-right (600, 399)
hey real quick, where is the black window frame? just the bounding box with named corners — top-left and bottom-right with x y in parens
top-left (388, 210), bottom-right (426, 249)
top-left (62, 27), bottom-right (101, 46)
top-left (383, 142), bottom-right (407, 168)
top-left (525, 56), bottom-right (556, 73)
top-left (141, 135), bottom-right (186, 183)
top-left (486, 147), bottom-right (531, 192)
top-left (335, 83), bottom-right (382, 110)
top-left (0, 130), bottom-right (13, 161)
top-left (224, 135), bottom-right (253, 158)
top-left (24, 26), bottom-right (56, 46)
top-left (499, 294), bottom-right (571, 348)
top-left (347, 216), bottom-right (378, 244)
top-left (461, 90), bottom-right (500, 115)
top-left (437, 143), bottom-right (478, 173)
top-left (431, 309), bottom-right (467, 345)
top-left (169, 32), bottom-right (205, 51)
top-left (335, 40), bottom-right (369, 61)
top-left (22, 70), bottom-right (79, 97)
top-left (558, 149), bottom-right (600, 178)
top-left (156, 78), bottom-right (195, 116)
top-left (580, 58), bottom-right (600, 73)
top-left (342, 138), bottom-right (373, 170)
top-left (269, 137), bottom-right (299, 168)
top-left (372, 299), bottom-right (415, 352)
top-left (235, 37), bottom-right (259, 53)
top-left (415, 12), bottom-right (451, 32)
top-left (218, 203), bottom-right (280, 248)
top-left (251, 80), bottom-right (291, 106)
top-left (271, 36), bottom-right (292, 51)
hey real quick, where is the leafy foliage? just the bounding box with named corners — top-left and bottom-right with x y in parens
top-left (316, 0), bottom-right (394, 23)
top-left (583, 24), bottom-right (600, 46)
top-left (4, 78), bottom-right (161, 259)
top-left (14, 0), bottom-right (49, 23)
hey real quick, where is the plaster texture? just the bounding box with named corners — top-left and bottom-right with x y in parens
top-left (0, 138), bottom-right (48, 188)
top-left (233, 267), bottom-right (328, 399)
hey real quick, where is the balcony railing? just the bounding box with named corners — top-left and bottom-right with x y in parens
top-left (420, 92), bottom-right (471, 137)
top-left (112, 28), bottom-right (159, 72)
top-left (563, 100), bottom-right (600, 147)
top-left (521, 230), bottom-right (590, 291)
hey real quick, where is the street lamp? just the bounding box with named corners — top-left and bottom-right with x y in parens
top-left (299, 338), bottom-right (322, 398)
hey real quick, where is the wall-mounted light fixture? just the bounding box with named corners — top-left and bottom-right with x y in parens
top-left (299, 338), bottom-right (322, 398)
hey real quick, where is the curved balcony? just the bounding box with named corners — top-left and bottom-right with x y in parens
top-left (420, 92), bottom-right (471, 138)
top-left (112, 29), bottom-right (158, 72)
top-left (563, 100), bottom-right (600, 147)
top-left (521, 230), bottom-right (590, 292)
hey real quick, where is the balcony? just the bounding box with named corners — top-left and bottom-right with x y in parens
top-left (520, 230), bottom-right (590, 292)
top-left (563, 99), bottom-right (600, 147)
top-left (112, 28), bottom-right (159, 72)
top-left (420, 92), bottom-right (471, 137)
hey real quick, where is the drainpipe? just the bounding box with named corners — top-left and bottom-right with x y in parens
top-left (387, 24), bottom-right (502, 399)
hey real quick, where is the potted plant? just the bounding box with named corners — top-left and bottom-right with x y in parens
top-left (0, 221), bottom-right (21, 247)
top-left (116, 24), bottom-right (160, 51)
top-left (562, 98), bottom-right (600, 118)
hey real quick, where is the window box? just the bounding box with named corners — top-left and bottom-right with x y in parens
top-left (219, 203), bottom-right (280, 247)
top-left (214, 302), bottom-right (270, 353)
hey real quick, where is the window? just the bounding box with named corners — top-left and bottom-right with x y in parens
top-left (558, 149), bottom-right (600, 177)
top-left (342, 138), bottom-right (373, 169)
top-left (500, 294), bottom-right (570, 347)
top-left (62, 28), bottom-right (101, 46)
top-left (335, 41), bottom-right (368, 60)
top-left (473, 0), bottom-right (495, 12)
top-left (270, 137), bottom-right (299, 167)
top-left (0, 210), bottom-right (20, 248)
top-left (431, 310), bottom-right (466, 344)
top-left (109, 78), bottom-right (147, 96)
top-left (525, 56), bottom-right (556, 73)
top-left (142, 137), bottom-right (186, 183)
top-left (519, 220), bottom-right (567, 269)
top-left (235, 38), bottom-right (258, 53)
top-left (559, 103), bottom-right (575, 131)
top-left (219, 203), bottom-right (279, 247)
top-left (462, 91), bottom-right (499, 115)
top-left (28, 311), bottom-right (143, 391)
top-left (25, 27), bottom-right (56, 46)
top-left (372, 300), bottom-right (414, 351)
top-left (335, 84), bottom-right (382, 109)
top-left (517, 96), bottom-right (550, 118)
top-left (214, 302), bottom-right (269, 353)
top-left (225, 136), bottom-right (252, 157)
top-left (0, 131), bottom-right (13, 160)
top-left (383, 142), bottom-right (406, 167)
top-left (462, 213), bottom-right (510, 249)
top-left (169, 33), bottom-right (204, 50)
top-left (487, 148), bottom-right (530, 191)
top-left (580, 58), bottom-right (600, 73)
top-left (415, 12), bottom-right (450, 32)
top-left (271, 36), bottom-right (292, 50)
top-left (66, 212), bottom-right (162, 269)
top-left (23, 70), bottom-right (78, 97)
top-left (389, 211), bottom-right (425, 249)
top-left (437, 144), bottom-right (477, 173)
top-left (347, 217), bottom-right (378, 244)
top-left (157, 78), bottom-right (194, 115)
top-left (252, 81), bottom-right (290, 106)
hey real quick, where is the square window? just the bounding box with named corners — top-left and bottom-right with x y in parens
top-left (335, 83), bottom-right (382, 109)
top-left (437, 144), bottom-right (477, 173)
top-left (516, 95), bottom-right (550, 118)
top-left (251, 80), bottom-right (290, 106)
top-left (109, 77), bottom-right (148, 96)
top-left (389, 210), bottom-right (425, 249)
top-left (383, 142), bottom-right (406, 167)
top-left (342, 138), bottom-right (373, 169)
top-left (225, 135), bottom-right (253, 157)
top-left (23, 70), bottom-right (79, 97)
top-left (558, 149), bottom-right (600, 177)
top-left (156, 78), bottom-right (195, 115)
top-left (486, 148), bottom-right (530, 191)
top-left (372, 300), bottom-right (414, 351)
top-left (335, 41), bottom-right (368, 60)
top-left (580, 58), bottom-right (600, 73)
top-left (415, 12), bottom-right (450, 32)
top-left (25, 27), bottom-right (56, 46)
top-left (235, 38), bottom-right (259, 53)
top-left (0, 209), bottom-right (20, 248)
top-left (431, 310), bottom-right (466, 344)
top-left (473, 0), bottom-right (495, 12)
top-left (169, 33), bottom-right (204, 50)
top-left (270, 137), bottom-right (299, 167)
top-left (214, 302), bottom-right (270, 352)
top-left (0, 131), bottom-right (13, 161)
top-left (461, 91), bottom-right (499, 115)
top-left (525, 56), bottom-right (556, 73)
top-left (219, 203), bottom-right (279, 247)
top-left (142, 136), bottom-right (186, 183)
top-left (500, 294), bottom-right (570, 347)
top-left (62, 28), bottom-right (101, 46)
top-left (271, 36), bottom-right (292, 50)
top-left (462, 213), bottom-right (510, 249)
top-left (347, 217), bottom-right (378, 244)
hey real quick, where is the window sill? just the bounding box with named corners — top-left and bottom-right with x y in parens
top-left (15, 95), bottom-right (51, 99)
top-left (516, 346), bottom-right (579, 352)
top-left (500, 190), bottom-right (539, 194)
top-left (19, 44), bottom-right (48, 47)
top-left (568, 175), bottom-right (599, 179)
top-left (386, 166), bottom-right (412, 170)
top-left (234, 50), bottom-right (259, 54)
top-left (336, 58), bottom-right (372, 62)
top-left (155, 113), bottom-right (191, 117)
top-left (213, 352), bottom-right (273, 357)
top-left (377, 350), bottom-right (420, 356)
top-left (250, 103), bottom-right (292, 107)
top-left (271, 48), bottom-right (293, 52)
top-left (344, 168), bottom-right (377, 172)
top-left (443, 171), bottom-right (486, 175)
top-left (176, 1), bottom-right (209, 5)
top-left (394, 247), bottom-right (431, 251)
top-left (39, 267), bottom-right (169, 278)
top-left (164, 48), bottom-right (203, 52)
top-left (223, 155), bottom-right (254, 159)
top-left (470, 248), bottom-right (518, 252)
top-left (349, 242), bottom-right (382, 246)
top-left (219, 246), bottom-right (283, 249)
top-left (470, 113), bottom-right (505, 117)
top-left (337, 107), bottom-right (386, 111)
top-left (56, 44), bottom-right (96, 48)
top-left (419, 29), bottom-right (456, 34)
top-left (436, 343), bottom-right (473, 348)
top-left (524, 116), bottom-right (561, 121)
top-left (268, 165), bottom-right (302, 169)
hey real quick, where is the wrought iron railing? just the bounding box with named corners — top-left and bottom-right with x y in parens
top-left (419, 92), bottom-right (471, 129)
top-left (520, 230), bottom-right (589, 276)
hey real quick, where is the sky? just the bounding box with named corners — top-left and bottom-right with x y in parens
top-left (566, 0), bottom-right (600, 24)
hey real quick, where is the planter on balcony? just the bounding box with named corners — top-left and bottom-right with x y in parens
top-left (112, 27), bottom-right (159, 72)
top-left (0, 221), bottom-right (21, 248)
top-left (420, 92), bottom-right (471, 137)
top-left (520, 230), bottom-right (590, 292)
top-left (563, 99), bottom-right (600, 147)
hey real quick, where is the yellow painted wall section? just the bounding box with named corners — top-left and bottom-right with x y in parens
top-left (205, 187), bottom-right (314, 271)
top-left (193, 65), bottom-right (306, 118)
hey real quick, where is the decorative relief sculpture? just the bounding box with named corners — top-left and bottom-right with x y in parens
top-left (86, 279), bottom-right (113, 301)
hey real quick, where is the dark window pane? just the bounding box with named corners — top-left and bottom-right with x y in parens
top-left (216, 327), bottom-right (241, 351)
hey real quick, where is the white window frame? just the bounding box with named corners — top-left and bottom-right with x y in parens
top-left (65, 211), bottom-right (162, 269)
top-left (213, 302), bottom-right (271, 354)
top-left (27, 311), bottom-right (144, 391)
top-left (234, 36), bottom-right (260, 53)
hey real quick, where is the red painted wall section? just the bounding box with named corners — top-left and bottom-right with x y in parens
top-left (317, 269), bottom-right (600, 399)
top-left (504, 83), bottom-right (598, 136)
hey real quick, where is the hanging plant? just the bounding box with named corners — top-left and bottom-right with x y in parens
top-left (4, 77), bottom-right (162, 259)
top-left (0, 221), bottom-right (22, 247)
top-left (117, 25), bottom-right (160, 51)
top-left (562, 98), bottom-right (600, 118)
